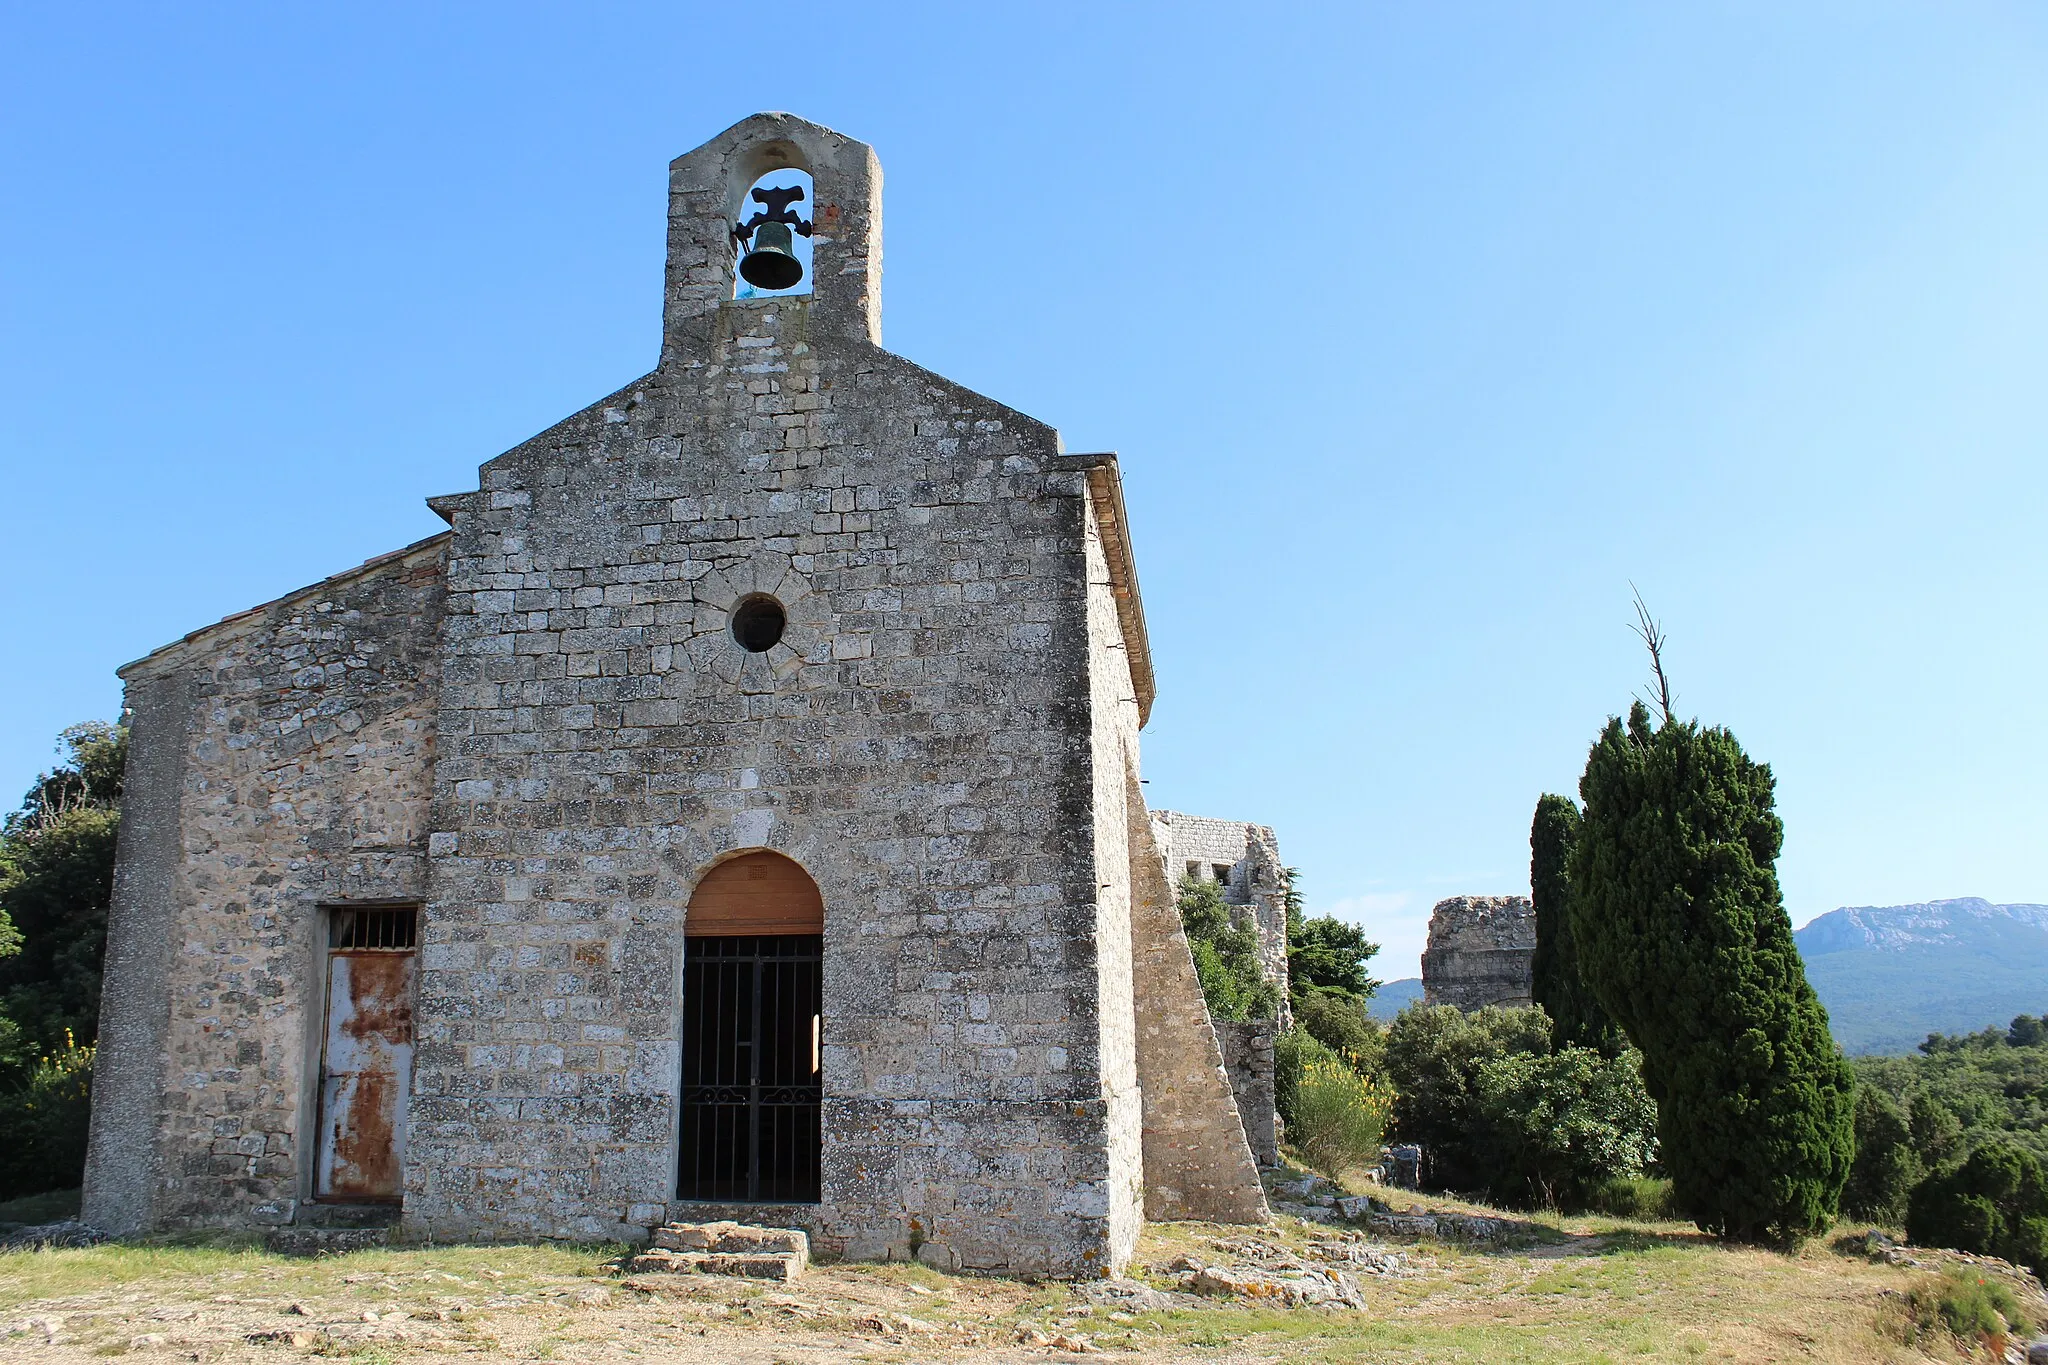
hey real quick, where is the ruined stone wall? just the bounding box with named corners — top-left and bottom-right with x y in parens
top-left (406, 114), bottom-right (1137, 1276)
top-left (1149, 811), bottom-right (1290, 1028)
top-left (1420, 895), bottom-right (1535, 1011)
top-left (84, 539), bottom-right (446, 1231)
top-left (1212, 1020), bottom-right (1278, 1167)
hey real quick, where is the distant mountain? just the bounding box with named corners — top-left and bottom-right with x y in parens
top-left (1368, 977), bottom-right (1423, 1021)
top-left (1795, 899), bottom-right (2048, 1055)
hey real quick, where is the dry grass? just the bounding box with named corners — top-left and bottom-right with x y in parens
top-left (0, 1192), bottom-right (2037, 1363)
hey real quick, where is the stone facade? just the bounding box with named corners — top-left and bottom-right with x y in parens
top-left (1419, 896), bottom-right (1536, 1010)
top-left (82, 114), bottom-right (1267, 1275)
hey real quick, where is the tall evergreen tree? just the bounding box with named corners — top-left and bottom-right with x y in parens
top-left (1569, 701), bottom-right (1855, 1242)
top-left (1528, 793), bottom-right (1619, 1054)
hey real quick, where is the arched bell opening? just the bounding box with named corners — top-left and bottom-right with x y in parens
top-left (732, 167), bottom-right (815, 299)
top-left (678, 851), bottom-right (823, 1203)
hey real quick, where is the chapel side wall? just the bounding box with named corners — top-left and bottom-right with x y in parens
top-left (105, 542), bottom-right (445, 1230)
top-left (82, 671), bottom-right (194, 1235)
top-left (1081, 485), bottom-right (1145, 1272)
top-left (411, 295), bottom-right (1121, 1271)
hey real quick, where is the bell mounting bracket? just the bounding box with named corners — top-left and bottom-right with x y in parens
top-left (733, 185), bottom-right (814, 249)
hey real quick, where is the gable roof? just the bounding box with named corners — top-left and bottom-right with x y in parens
top-left (117, 532), bottom-right (449, 681)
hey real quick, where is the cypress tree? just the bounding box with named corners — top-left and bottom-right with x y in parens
top-left (1569, 701), bottom-right (1855, 1242)
top-left (1528, 793), bottom-right (1620, 1054)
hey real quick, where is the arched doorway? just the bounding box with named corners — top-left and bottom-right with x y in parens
top-left (678, 852), bottom-right (823, 1203)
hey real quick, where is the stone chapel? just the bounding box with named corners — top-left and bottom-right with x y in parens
top-left (81, 114), bottom-right (1269, 1276)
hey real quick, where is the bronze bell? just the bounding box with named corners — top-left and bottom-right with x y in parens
top-left (739, 221), bottom-right (804, 291)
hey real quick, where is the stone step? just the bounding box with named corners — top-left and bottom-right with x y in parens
top-left (295, 1202), bottom-right (402, 1229)
top-left (626, 1220), bottom-right (810, 1281)
top-left (265, 1226), bottom-right (391, 1256)
top-left (625, 1248), bottom-right (804, 1281)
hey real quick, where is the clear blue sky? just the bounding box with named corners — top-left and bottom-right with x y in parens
top-left (5, 3), bottom-right (2044, 980)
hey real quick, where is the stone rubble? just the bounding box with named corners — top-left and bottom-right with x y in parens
top-left (1156, 1234), bottom-right (1394, 1309)
top-left (0, 1219), bottom-right (107, 1250)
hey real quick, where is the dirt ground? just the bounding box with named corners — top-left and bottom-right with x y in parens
top-left (3, 1193), bottom-right (2041, 1364)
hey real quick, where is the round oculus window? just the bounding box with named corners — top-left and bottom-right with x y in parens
top-left (730, 594), bottom-right (786, 653)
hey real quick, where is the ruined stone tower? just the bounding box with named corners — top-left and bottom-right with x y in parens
top-left (83, 114), bottom-right (1266, 1275)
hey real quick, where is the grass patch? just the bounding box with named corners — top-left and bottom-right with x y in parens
top-left (0, 1207), bottom-right (2028, 1364)
top-left (0, 1239), bottom-right (618, 1312)
top-left (1894, 1265), bottom-right (2035, 1343)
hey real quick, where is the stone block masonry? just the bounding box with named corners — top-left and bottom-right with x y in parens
top-left (1420, 896), bottom-right (1535, 1011)
top-left (84, 112), bottom-right (1266, 1275)
top-left (86, 537), bottom-right (446, 1235)
top-left (1213, 1020), bottom-right (1278, 1167)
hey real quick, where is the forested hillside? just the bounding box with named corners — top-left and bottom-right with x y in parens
top-left (1797, 900), bottom-right (2048, 1055)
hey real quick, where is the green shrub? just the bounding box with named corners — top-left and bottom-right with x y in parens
top-left (1380, 1002), bottom-right (1659, 1207)
top-left (1179, 877), bottom-right (1278, 1022)
top-left (1898, 1266), bottom-right (2033, 1342)
top-left (0, 1034), bottom-right (94, 1200)
top-left (1293, 991), bottom-right (1382, 1067)
top-left (1275, 1028), bottom-right (1307, 1131)
top-left (0, 721), bottom-right (126, 1070)
top-left (1471, 1045), bottom-right (1660, 1209)
top-left (1906, 1140), bottom-right (2048, 1276)
top-left (1588, 1175), bottom-right (1676, 1220)
top-left (1382, 1003), bottom-right (1549, 1193)
top-left (1290, 1045), bottom-right (1393, 1178)
top-left (1288, 913), bottom-right (1379, 1000)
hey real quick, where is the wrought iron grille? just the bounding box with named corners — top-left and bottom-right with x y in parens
top-left (678, 934), bottom-right (822, 1203)
top-left (329, 906), bottom-right (419, 950)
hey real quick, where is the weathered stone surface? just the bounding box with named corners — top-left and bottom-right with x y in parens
top-left (83, 112), bottom-right (1265, 1278)
top-left (263, 1227), bottom-right (392, 1257)
top-left (652, 1220), bottom-right (806, 1255)
top-left (1214, 1020), bottom-right (1278, 1167)
top-left (1184, 1262), bottom-right (1365, 1309)
top-left (84, 537), bottom-right (445, 1234)
top-left (0, 1220), bottom-right (108, 1250)
top-left (1420, 895), bottom-right (1535, 1010)
top-left (626, 1248), bottom-right (806, 1281)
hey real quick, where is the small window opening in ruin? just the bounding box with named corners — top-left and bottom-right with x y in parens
top-left (1186, 861), bottom-right (1202, 881)
top-left (733, 168), bottom-right (815, 299)
top-left (1214, 863), bottom-right (1234, 885)
top-left (730, 595), bottom-right (786, 652)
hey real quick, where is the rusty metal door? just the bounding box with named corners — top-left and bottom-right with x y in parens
top-left (315, 908), bottom-right (417, 1201)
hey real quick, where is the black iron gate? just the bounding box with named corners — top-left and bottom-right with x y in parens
top-left (678, 934), bottom-right (822, 1203)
